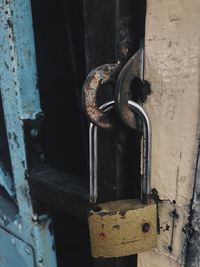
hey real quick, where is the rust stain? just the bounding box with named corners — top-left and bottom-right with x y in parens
top-left (99, 232), bottom-right (106, 240)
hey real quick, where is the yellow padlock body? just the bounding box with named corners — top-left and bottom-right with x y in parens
top-left (88, 199), bottom-right (157, 258)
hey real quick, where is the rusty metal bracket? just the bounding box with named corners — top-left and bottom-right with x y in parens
top-left (115, 48), bottom-right (144, 129)
top-left (82, 63), bottom-right (120, 128)
top-left (82, 48), bottom-right (144, 129)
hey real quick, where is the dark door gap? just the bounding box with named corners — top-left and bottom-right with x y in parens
top-left (30, 1), bottom-right (146, 267)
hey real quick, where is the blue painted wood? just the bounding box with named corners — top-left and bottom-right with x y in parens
top-left (0, 192), bottom-right (19, 236)
top-left (0, 163), bottom-right (15, 200)
top-left (0, 1), bottom-right (57, 266)
top-left (0, 226), bottom-right (34, 267)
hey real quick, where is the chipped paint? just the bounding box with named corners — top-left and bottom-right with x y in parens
top-left (0, 161), bottom-right (15, 200)
top-left (0, 0), bottom-right (57, 266)
top-left (138, 0), bottom-right (200, 266)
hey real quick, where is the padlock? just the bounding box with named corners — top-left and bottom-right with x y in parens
top-left (88, 100), bottom-right (157, 258)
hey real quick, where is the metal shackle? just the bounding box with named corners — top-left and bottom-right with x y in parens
top-left (89, 100), bottom-right (152, 204)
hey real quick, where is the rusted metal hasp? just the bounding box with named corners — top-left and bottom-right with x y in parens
top-left (82, 63), bottom-right (120, 128)
top-left (115, 48), bottom-right (144, 129)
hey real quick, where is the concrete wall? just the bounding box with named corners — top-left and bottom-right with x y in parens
top-left (138, 0), bottom-right (200, 266)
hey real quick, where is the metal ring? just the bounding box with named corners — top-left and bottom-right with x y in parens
top-left (115, 48), bottom-right (144, 129)
top-left (82, 64), bottom-right (119, 128)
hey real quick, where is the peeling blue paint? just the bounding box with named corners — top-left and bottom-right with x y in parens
top-left (0, 161), bottom-right (15, 200)
top-left (0, 1), bottom-right (57, 266)
top-left (1, 0), bottom-right (42, 120)
top-left (0, 226), bottom-right (34, 267)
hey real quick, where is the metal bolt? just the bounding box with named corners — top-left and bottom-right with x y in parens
top-left (25, 248), bottom-right (31, 255)
top-left (92, 205), bottom-right (102, 212)
top-left (39, 153), bottom-right (45, 163)
top-left (171, 209), bottom-right (179, 219)
top-left (31, 128), bottom-right (38, 138)
top-left (168, 245), bottom-right (173, 252)
top-left (142, 222), bottom-right (150, 233)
